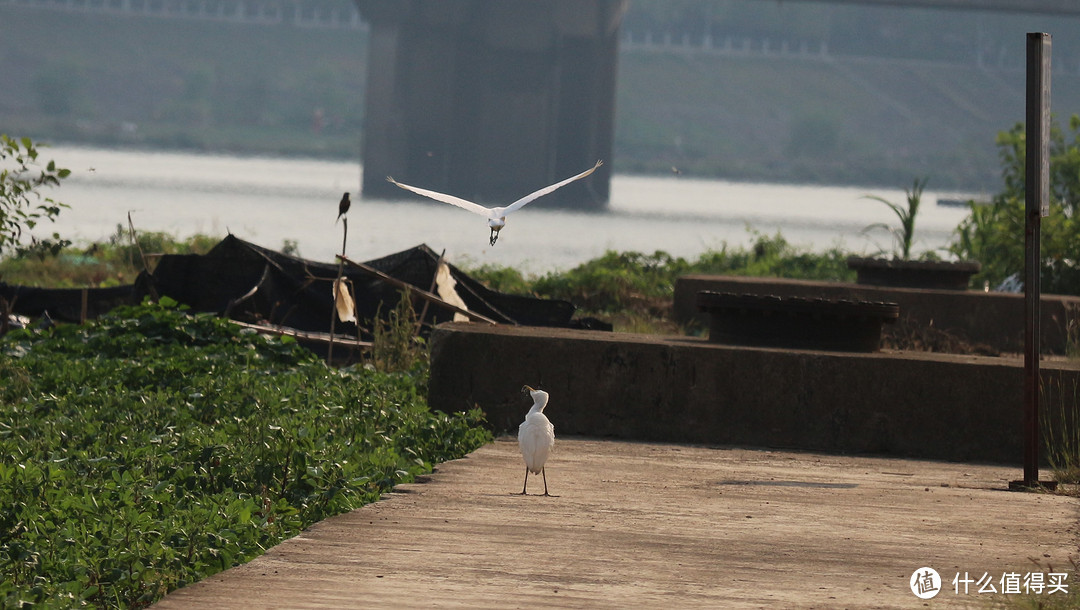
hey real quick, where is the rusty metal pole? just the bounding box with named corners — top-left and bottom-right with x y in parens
top-left (1023, 32), bottom-right (1051, 488)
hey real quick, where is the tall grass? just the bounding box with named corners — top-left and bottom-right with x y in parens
top-left (861, 177), bottom-right (927, 260)
top-left (371, 289), bottom-right (427, 374)
top-left (1041, 373), bottom-right (1080, 484)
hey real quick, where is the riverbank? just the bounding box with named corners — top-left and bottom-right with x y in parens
top-left (17, 145), bottom-right (975, 276)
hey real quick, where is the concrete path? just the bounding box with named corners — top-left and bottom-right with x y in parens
top-left (155, 438), bottom-right (1079, 609)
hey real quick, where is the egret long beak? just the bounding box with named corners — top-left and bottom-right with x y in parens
top-left (521, 385), bottom-right (534, 395)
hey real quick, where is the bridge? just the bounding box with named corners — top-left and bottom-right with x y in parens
top-left (786, 0), bottom-right (1080, 14)
top-left (355, 1), bottom-right (625, 209)
top-left (7, 0), bottom-right (1074, 206)
top-left (0, 0), bottom-right (366, 28)
top-left (354, 0), bottom-right (1076, 209)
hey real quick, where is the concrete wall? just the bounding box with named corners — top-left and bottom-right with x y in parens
top-left (428, 322), bottom-right (1080, 464)
top-left (674, 275), bottom-right (1080, 355)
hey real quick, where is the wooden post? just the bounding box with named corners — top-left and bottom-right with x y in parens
top-left (415, 249), bottom-right (446, 333)
top-left (1023, 32), bottom-right (1051, 488)
top-left (337, 254), bottom-right (499, 325)
top-left (328, 217), bottom-right (348, 365)
top-left (80, 288), bottom-right (88, 325)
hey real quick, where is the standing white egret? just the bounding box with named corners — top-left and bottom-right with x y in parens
top-left (518, 385), bottom-right (555, 496)
top-left (386, 160), bottom-right (602, 246)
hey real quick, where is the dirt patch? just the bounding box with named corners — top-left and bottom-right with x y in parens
top-left (882, 316), bottom-right (1001, 356)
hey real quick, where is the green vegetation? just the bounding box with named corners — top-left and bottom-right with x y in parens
top-left (0, 297), bottom-right (491, 607)
top-left (6, 106), bottom-right (1080, 605)
top-left (467, 232), bottom-right (853, 333)
top-left (3, 227), bottom-right (851, 334)
top-left (0, 225), bottom-right (219, 288)
top-left (4, 94), bottom-right (1080, 610)
top-left (861, 177), bottom-right (927, 261)
top-left (1042, 375), bottom-right (1080, 486)
top-left (0, 135), bottom-right (70, 259)
top-left (950, 115), bottom-right (1080, 293)
top-left (371, 290), bottom-right (427, 374)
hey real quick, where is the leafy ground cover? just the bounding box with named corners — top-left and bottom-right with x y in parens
top-left (0, 298), bottom-right (491, 608)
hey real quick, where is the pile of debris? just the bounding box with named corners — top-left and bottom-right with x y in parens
top-left (1, 235), bottom-right (607, 356)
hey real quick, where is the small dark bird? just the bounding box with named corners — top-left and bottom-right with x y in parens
top-left (336, 192), bottom-right (351, 224)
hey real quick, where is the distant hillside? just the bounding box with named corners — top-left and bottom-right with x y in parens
top-left (2, 4), bottom-right (1078, 190)
top-left (0, 7), bottom-right (368, 158)
top-left (615, 48), bottom-right (1080, 189)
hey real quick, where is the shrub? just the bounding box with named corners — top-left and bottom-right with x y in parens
top-left (0, 135), bottom-right (71, 259)
top-left (464, 232), bottom-right (853, 335)
top-left (533, 250), bottom-right (690, 314)
top-left (950, 115), bottom-right (1080, 293)
top-left (689, 231), bottom-right (853, 281)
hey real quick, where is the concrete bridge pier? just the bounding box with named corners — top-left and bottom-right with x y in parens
top-left (355, 1), bottom-right (626, 209)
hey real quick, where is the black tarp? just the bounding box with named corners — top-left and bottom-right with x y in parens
top-left (0, 282), bottom-right (141, 323)
top-left (1, 235), bottom-right (588, 335)
top-left (146, 235), bottom-right (579, 334)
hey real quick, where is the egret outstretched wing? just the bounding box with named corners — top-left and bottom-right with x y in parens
top-left (386, 177), bottom-right (494, 218)
top-left (386, 161), bottom-right (602, 246)
top-left (502, 160), bottom-right (603, 215)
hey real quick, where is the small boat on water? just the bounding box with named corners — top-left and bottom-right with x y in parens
top-left (937, 197), bottom-right (989, 208)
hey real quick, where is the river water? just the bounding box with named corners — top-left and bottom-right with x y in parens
top-left (34, 145), bottom-right (981, 274)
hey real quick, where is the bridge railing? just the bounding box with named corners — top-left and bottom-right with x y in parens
top-left (1, 0), bottom-right (370, 30)
top-left (621, 30), bottom-right (831, 60)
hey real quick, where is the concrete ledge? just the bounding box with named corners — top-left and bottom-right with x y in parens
top-left (674, 274), bottom-right (1080, 354)
top-left (428, 322), bottom-right (1080, 463)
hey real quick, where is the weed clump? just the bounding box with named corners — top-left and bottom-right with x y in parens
top-left (371, 290), bottom-right (427, 374)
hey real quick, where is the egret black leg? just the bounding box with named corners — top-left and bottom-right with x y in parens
top-left (541, 468), bottom-right (549, 496)
top-left (489, 229), bottom-right (499, 246)
top-left (520, 467), bottom-right (529, 495)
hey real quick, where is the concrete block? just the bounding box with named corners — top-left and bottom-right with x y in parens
top-left (429, 322), bottom-right (1080, 464)
top-left (675, 274), bottom-right (1080, 354)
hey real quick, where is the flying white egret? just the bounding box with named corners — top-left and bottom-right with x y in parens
top-left (387, 160), bottom-right (603, 246)
top-left (518, 385), bottom-right (555, 496)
